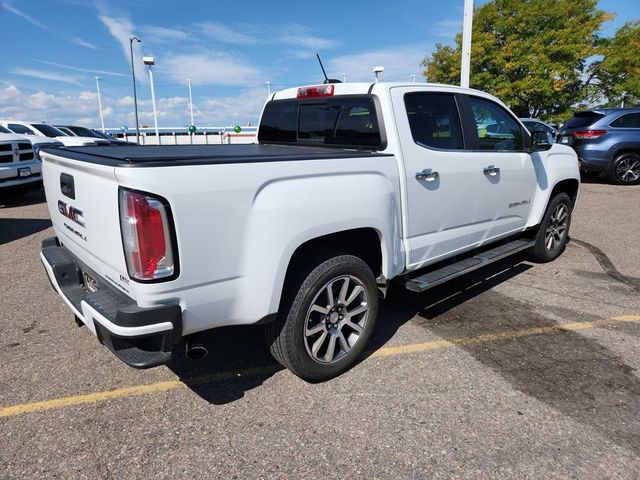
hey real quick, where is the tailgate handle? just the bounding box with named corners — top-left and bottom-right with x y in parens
top-left (60, 173), bottom-right (75, 199)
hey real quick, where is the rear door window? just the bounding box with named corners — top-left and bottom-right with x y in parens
top-left (610, 113), bottom-right (640, 128)
top-left (403, 93), bottom-right (464, 150)
top-left (469, 97), bottom-right (524, 151)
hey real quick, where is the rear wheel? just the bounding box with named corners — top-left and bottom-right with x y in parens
top-left (608, 153), bottom-right (640, 185)
top-left (266, 254), bottom-right (378, 382)
top-left (526, 192), bottom-right (572, 263)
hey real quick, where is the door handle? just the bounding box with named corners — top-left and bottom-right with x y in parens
top-left (483, 165), bottom-right (500, 176)
top-left (415, 169), bottom-right (439, 182)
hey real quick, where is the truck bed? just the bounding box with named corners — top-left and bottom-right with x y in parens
top-left (42, 144), bottom-right (390, 167)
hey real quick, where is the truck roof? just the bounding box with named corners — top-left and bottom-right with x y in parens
top-left (272, 81), bottom-right (500, 102)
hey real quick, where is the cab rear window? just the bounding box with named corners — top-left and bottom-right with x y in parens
top-left (258, 95), bottom-right (382, 149)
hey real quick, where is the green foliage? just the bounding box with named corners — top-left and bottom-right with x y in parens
top-left (422, 0), bottom-right (616, 120)
top-left (589, 20), bottom-right (640, 107)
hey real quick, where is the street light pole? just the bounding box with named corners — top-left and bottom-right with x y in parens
top-left (129, 36), bottom-right (141, 143)
top-left (460, 0), bottom-right (473, 88)
top-left (188, 78), bottom-right (194, 126)
top-left (94, 76), bottom-right (105, 132)
top-left (144, 57), bottom-right (159, 142)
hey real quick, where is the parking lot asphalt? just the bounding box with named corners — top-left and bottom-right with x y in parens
top-left (1, 180), bottom-right (639, 479)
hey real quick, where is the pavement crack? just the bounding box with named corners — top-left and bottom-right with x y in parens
top-left (571, 238), bottom-right (640, 291)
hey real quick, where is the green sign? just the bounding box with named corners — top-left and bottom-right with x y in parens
top-left (188, 124), bottom-right (197, 133)
top-left (233, 125), bottom-right (241, 133)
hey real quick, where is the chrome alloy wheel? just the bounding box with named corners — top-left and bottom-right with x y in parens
top-left (303, 275), bottom-right (370, 364)
top-left (616, 157), bottom-right (640, 183)
top-left (544, 203), bottom-right (568, 252)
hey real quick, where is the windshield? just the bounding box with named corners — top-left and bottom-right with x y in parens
top-left (33, 124), bottom-right (68, 137)
top-left (69, 126), bottom-right (99, 137)
top-left (0, 126), bottom-right (12, 133)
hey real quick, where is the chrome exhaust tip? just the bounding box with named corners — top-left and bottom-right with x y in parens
top-left (185, 338), bottom-right (208, 360)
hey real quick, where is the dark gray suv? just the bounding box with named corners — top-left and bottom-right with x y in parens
top-left (558, 108), bottom-right (640, 185)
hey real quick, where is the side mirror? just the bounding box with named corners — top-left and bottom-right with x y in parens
top-left (531, 130), bottom-right (553, 151)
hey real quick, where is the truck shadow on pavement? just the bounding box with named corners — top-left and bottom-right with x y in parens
top-left (0, 218), bottom-right (52, 245)
top-left (166, 255), bottom-right (640, 454)
top-left (380, 258), bottom-right (640, 454)
top-left (166, 257), bottom-right (533, 406)
top-left (0, 188), bottom-right (46, 208)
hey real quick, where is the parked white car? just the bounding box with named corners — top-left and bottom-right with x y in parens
top-left (1, 121), bottom-right (108, 147)
top-left (39, 82), bottom-right (580, 381)
top-left (0, 127), bottom-right (43, 193)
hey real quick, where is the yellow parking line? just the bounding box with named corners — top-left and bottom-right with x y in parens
top-left (1, 314), bottom-right (639, 419)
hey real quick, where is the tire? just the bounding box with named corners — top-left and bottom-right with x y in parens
top-left (608, 153), bottom-right (640, 185)
top-left (265, 254), bottom-right (379, 382)
top-left (526, 192), bottom-right (572, 263)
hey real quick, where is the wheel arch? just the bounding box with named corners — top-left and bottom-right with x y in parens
top-left (549, 178), bottom-right (579, 210)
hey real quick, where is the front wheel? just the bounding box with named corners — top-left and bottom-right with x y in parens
top-left (526, 192), bottom-right (572, 263)
top-left (265, 254), bottom-right (378, 382)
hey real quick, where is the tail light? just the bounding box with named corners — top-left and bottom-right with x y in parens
top-left (119, 188), bottom-right (177, 281)
top-left (297, 84), bottom-right (334, 98)
top-left (572, 130), bottom-right (607, 140)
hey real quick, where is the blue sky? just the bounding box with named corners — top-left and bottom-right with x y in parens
top-left (0, 0), bottom-right (637, 128)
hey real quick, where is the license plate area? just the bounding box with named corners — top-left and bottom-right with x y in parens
top-left (82, 270), bottom-right (99, 293)
top-left (18, 167), bottom-right (31, 178)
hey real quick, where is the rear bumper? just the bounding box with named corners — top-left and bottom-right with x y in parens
top-left (40, 237), bottom-right (182, 368)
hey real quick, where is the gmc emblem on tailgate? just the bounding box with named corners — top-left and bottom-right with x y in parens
top-left (58, 200), bottom-right (85, 227)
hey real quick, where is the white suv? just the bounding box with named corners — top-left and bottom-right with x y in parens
top-left (1, 121), bottom-right (109, 147)
top-left (0, 126), bottom-right (44, 193)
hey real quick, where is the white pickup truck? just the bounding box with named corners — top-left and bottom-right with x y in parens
top-left (40, 82), bottom-right (579, 381)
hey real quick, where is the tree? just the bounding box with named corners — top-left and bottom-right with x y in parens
top-left (589, 20), bottom-right (640, 107)
top-left (421, 0), bottom-right (612, 119)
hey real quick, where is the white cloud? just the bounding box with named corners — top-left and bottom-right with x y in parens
top-left (328, 46), bottom-right (429, 82)
top-left (0, 84), bottom-right (265, 128)
top-left (275, 24), bottom-right (339, 50)
top-left (10, 68), bottom-right (84, 87)
top-left (36, 60), bottom-right (128, 77)
top-left (140, 25), bottom-right (190, 43)
top-left (161, 53), bottom-right (262, 86)
top-left (198, 22), bottom-right (258, 44)
top-left (1, 0), bottom-right (97, 49)
top-left (98, 11), bottom-right (145, 82)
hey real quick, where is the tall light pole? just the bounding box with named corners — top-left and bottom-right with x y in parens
top-left (129, 36), bottom-right (142, 143)
top-left (187, 78), bottom-right (194, 126)
top-left (460, 0), bottom-right (473, 88)
top-left (94, 76), bottom-right (105, 132)
top-left (144, 56), bottom-right (159, 142)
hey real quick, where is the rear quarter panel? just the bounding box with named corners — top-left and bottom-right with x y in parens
top-left (114, 155), bottom-right (402, 334)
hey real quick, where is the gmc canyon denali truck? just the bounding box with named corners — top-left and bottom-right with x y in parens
top-left (40, 82), bottom-right (580, 381)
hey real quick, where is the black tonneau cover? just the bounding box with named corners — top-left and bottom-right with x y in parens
top-left (41, 144), bottom-right (390, 167)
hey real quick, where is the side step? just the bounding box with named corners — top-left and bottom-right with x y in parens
top-left (405, 239), bottom-right (535, 293)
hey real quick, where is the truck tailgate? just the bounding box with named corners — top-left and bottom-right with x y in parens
top-left (41, 150), bottom-right (134, 298)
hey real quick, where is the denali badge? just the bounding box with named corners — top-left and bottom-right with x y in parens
top-left (58, 200), bottom-right (85, 227)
